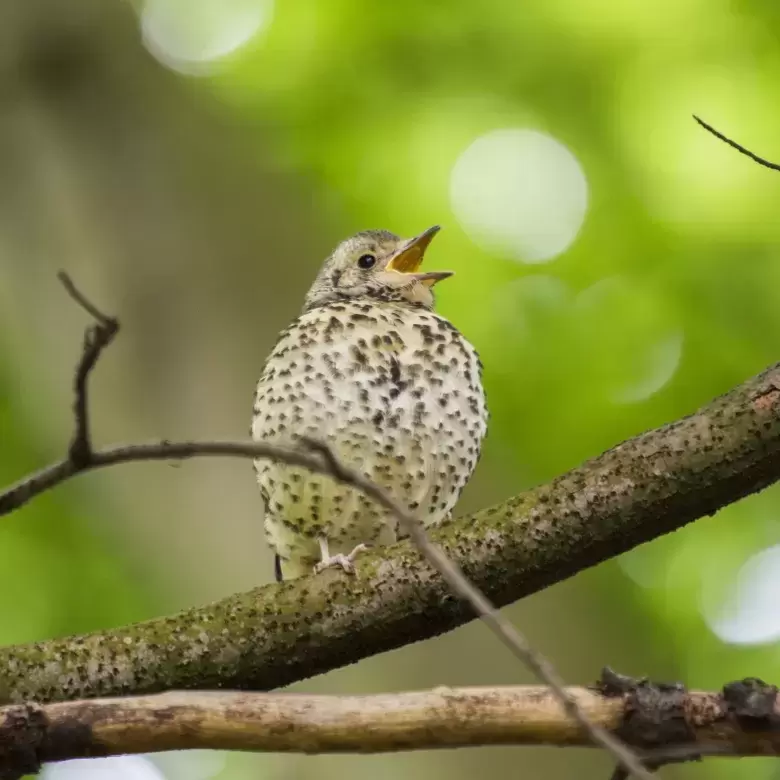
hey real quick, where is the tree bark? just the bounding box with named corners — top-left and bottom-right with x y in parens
top-left (0, 363), bottom-right (777, 705)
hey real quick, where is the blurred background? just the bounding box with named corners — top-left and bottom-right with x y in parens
top-left (1, 0), bottom-right (779, 778)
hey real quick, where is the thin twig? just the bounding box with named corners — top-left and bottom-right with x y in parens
top-left (57, 271), bottom-right (119, 467)
top-left (57, 271), bottom-right (115, 326)
top-left (0, 440), bottom-right (358, 516)
top-left (694, 115), bottom-right (780, 172)
top-left (1, 277), bottom-right (653, 778)
top-left (302, 438), bottom-right (654, 779)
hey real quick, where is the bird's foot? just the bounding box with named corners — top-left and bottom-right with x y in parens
top-left (313, 543), bottom-right (370, 576)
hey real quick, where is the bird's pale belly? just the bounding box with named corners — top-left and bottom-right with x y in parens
top-left (252, 303), bottom-right (487, 575)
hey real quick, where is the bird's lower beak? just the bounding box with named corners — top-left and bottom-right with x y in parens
top-left (386, 226), bottom-right (454, 286)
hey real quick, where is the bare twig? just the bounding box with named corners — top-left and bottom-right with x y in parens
top-left (0, 683), bottom-right (766, 779)
top-left (0, 440), bottom-right (376, 517)
top-left (59, 271), bottom-right (119, 466)
top-left (0, 280), bottom-right (353, 517)
top-left (694, 115), bottom-right (780, 172)
top-left (0, 452), bottom-right (649, 778)
top-left (56, 271), bottom-right (114, 327)
top-left (1, 279), bottom-right (650, 777)
top-left (304, 436), bottom-right (652, 777)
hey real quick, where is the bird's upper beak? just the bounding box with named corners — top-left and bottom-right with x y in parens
top-left (385, 226), bottom-right (453, 286)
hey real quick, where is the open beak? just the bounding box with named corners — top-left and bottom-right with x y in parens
top-left (385, 226), bottom-right (453, 286)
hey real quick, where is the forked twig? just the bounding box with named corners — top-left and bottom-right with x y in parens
top-left (57, 271), bottom-right (119, 466)
top-left (0, 276), bottom-right (653, 779)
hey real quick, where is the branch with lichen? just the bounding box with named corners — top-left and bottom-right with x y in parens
top-left (0, 357), bottom-right (778, 705)
top-left (0, 673), bottom-right (777, 777)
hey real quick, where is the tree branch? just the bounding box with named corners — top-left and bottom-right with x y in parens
top-left (0, 678), bottom-right (774, 778)
top-left (1, 278), bottom-right (652, 777)
top-left (2, 280), bottom-right (780, 780)
top-left (0, 360), bottom-right (778, 708)
top-left (301, 437), bottom-right (649, 777)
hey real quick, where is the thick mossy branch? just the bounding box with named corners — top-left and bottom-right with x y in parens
top-left (1, 365), bottom-right (779, 705)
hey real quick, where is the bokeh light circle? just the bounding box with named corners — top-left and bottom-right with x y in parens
top-left (704, 544), bottom-right (780, 646)
top-left (141, 0), bottom-right (272, 76)
top-left (449, 129), bottom-right (589, 263)
top-left (41, 756), bottom-right (166, 780)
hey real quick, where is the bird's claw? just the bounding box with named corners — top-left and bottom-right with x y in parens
top-left (313, 543), bottom-right (370, 576)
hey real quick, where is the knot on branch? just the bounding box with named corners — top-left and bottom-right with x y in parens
top-left (597, 668), bottom-right (697, 765)
top-left (722, 677), bottom-right (780, 730)
top-left (0, 703), bottom-right (47, 780)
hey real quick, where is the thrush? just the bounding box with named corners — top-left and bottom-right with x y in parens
top-left (251, 226), bottom-right (488, 580)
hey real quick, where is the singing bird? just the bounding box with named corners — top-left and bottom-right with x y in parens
top-left (251, 226), bottom-right (488, 580)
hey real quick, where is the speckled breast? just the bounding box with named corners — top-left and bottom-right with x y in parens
top-left (251, 299), bottom-right (487, 568)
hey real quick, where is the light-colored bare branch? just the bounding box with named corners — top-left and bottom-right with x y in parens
top-left (0, 683), bottom-right (772, 775)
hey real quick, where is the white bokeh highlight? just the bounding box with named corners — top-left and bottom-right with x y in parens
top-left (704, 544), bottom-right (780, 646)
top-left (450, 129), bottom-right (589, 263)
top-left (41, 756), bottom-right (166, 780)
top-left (141, 0), bottom-right (272, 76)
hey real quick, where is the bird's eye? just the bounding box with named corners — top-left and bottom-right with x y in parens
top-left (357, 253), bottom-right (377, 270)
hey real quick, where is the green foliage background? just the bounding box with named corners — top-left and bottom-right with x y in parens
top-left (1, 0), bottom-right (779, 778)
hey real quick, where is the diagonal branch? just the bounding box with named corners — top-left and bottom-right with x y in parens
top-left (301, 438), bottom-right (650, 778)
top-left (0, 361), bottom-right (778, 710)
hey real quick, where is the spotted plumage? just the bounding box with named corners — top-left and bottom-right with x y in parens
top-left (251, 227), bottom-right (488, 579)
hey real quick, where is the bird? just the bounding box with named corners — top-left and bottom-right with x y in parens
top-left (251, 226), bottom-right (488, 581)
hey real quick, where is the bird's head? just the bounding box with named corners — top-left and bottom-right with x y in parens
top-left (303, 226), bottom-right (452, 312)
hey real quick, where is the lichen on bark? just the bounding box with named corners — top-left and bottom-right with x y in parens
top-left (0, 364), bottom-right (779, 705)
